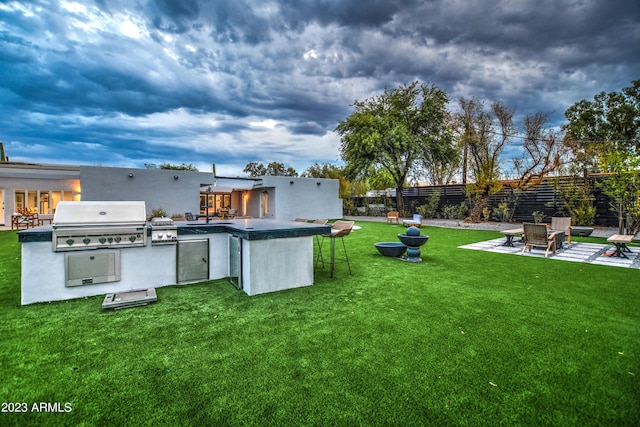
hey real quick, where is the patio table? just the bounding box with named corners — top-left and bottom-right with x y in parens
top-left (606, 234), bottom-right (635, 258)
top-left (501, 228), bottom-right (523, 246)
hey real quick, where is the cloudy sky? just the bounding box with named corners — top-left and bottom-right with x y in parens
top-left (1, 0), bottom-right (638, 176)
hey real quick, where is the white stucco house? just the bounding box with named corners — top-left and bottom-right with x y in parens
top-left (0, 162), bottom-right (342, 226)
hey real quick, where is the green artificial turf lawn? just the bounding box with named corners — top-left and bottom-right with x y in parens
top-left (1, 223), bottom-right (639, 426)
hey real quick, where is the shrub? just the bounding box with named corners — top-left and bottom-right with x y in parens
top-left (417, 190), bottom-right (441, 219)
top-left (492, 202), bottom-right (510, 223)
top-left (482, 207), bottom-right (491, 222)
top-left (550, 177), bottom-right (596, 226)
top-left (442, 202), bottom-right (468, 220)
top-left (532, 211), bottom-right (545, 224)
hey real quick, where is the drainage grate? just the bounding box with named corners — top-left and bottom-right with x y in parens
top-left (102, 288), bottom-right (157, 310)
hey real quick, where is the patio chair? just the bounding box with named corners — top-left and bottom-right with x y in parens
top-left (386, 211), bottom-right (399, 224)
top-left (550, 216), bottom-right (572, 245)
top-left (184, 212), bottom-right (195, 221)
top-left (403, 214), bottom-right (423, 227)
top-left (521, 223), bottom-right (561, 257)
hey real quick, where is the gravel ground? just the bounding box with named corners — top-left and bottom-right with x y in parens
top-left (343, 216), bottom-right (619, 238)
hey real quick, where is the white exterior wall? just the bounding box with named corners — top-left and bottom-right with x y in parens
top-left (80, 166), bottom-right (211, 217)
top-left (241, 236), bottom-right (314, 296)
top-left (258, 176), bottom-right (342, 220)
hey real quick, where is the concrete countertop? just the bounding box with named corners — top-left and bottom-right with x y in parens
top-left (18, 219), bottom-right (332, 243)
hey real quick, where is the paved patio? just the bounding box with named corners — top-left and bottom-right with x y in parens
top-left (459, 237), bottom-right (640, 269)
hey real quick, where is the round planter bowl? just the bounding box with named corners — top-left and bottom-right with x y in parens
top-left (397, 234), bottom-right (429, 247)
top-left (374, 242), bottom-right (407, 257)
top-left (570, 226), bottom-right (594, 237)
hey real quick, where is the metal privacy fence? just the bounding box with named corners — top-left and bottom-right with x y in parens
top-left (347, 176), bottom-right (623, 227)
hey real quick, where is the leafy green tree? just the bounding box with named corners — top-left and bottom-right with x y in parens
top-left (302, 162), bottom-right (352, 198)
top-left (563, 80), bottom-right (640, 175)
top-left (336, 81), bottom-right (453, 215)
top-left (243, 161), bottom-right (266, 177)
top-left (598, 150), bottom-right (640, 234)
top-left (366, 166), bottom-right (395, 191)
top-left (145, 163), bottom-right (199, 171)
top-left (563, 80), bottom-right (640, 232)
top-left (243, 161), bottom-right (298, 177)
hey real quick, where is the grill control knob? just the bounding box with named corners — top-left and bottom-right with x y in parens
top-left (83, 238), bottom-right (91, 245)
top-left (99, 237), bottom-right (107, 244)
top-left (66, 239), bottom-right (75, 246)
top-left (114, 236), bottom-right (122, 242)
top-left (108, 237), bottom-right (114, 243)
top-left (157, 233), bottom-right (164, 238)
top-left (129, 235), bottom-right (137, 242)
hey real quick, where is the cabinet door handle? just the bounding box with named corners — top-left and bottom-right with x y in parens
top-left (202, 257), bottom-right (207, 263)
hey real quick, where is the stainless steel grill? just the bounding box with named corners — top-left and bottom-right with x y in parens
top-left (52, 201), bottom-right (147, 252)
top-left (150, 217), bottom-right (177, 245)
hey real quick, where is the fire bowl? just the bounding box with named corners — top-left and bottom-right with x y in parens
top-left (397, 234), bottom-right (429, 247)
top-left (570, 226), bottom-right (594, 237)
top-left (374, 242), bottom-right (407, 257)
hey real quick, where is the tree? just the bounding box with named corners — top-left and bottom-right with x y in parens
top-left (512, 112), bottom-right (567, 189)
top-left (563, 80), bottom-right (640, 175)
top-left (336, 81), bottom-right (453, 215)
top-left (151, 163), bottom-right (199, 171)
top-left (455, 98), bottom-right (565, 222)
top-left (302, 162), bottom-right (351, 198)
top-left (599, 149), bottom-right (640, 234)
top-left (453, 98), bottom-right (509, 197)
top-left (563, 80), bottom-right (640, 232)
top-left (243, 161), bottom-right (298, 177)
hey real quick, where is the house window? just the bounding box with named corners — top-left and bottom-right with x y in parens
top-left (15, 190), bottom-right (75, 214)
top-left (200, 193), bottom-right (231, 214)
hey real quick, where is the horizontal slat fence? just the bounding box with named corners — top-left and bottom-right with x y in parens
top-left (347, 176), bottom-right (621, 227)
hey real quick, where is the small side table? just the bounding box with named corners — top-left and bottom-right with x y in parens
top-left (606, 234), bottom-right (635, 258)
top-left (501, 228), bottom-right (524, 246)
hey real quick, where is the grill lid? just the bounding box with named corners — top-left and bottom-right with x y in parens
top-left (53, 201), bottom-right (146, 227)
top-left (150, 216), bottom-right (174, 226)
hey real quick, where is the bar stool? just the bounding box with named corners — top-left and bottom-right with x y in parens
top-left (313, 219), bottom-right (329, 266)
top-left (316, 220), bottom-right (354, 278)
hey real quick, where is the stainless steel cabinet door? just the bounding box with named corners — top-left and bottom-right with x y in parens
top-left (177, 239), bottom-right (209, 284)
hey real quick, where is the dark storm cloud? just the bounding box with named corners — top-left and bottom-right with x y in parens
top-left (277, 0), bottom-right (418, 29)
top-left (0, 0), bottom-right (638, 175)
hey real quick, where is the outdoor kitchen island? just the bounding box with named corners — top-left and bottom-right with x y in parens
top-left (19, 210), bottom-right (332, 305)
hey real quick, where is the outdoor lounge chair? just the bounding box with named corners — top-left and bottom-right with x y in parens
top-left (403, 214), bottom-right (423, 227)
top-left (550, 216), bottom-right (572, 245)
top-left (522, 223), bottom-right (561, 257)
top-left (386, 211), bottom-right (400, 224)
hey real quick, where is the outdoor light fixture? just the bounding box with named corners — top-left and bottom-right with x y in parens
top-left (173, 175), bottom-right (179, 180)
top-left (290, 181), bottom-right (294, 185)
top-left (316, 182), bottom-right (321, 186)
top-left (262, 190), bottom-right (269, 195)
top-left (207, 186), bottom-right (213, 193)
top-left (128, 173), bottom-right (134, 178)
